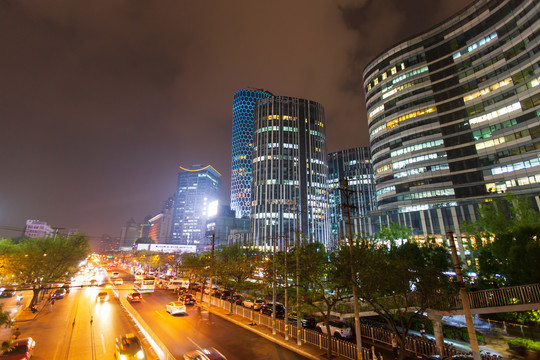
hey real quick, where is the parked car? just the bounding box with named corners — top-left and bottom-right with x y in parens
top-left (115, 334), bottom-right (146, 360)
top-left (51, 288), bottom-right (66, 299)
top-left (180, 294), bottom-right (197, 305)
top-left (166, 301), bottom-right (186, 315)
top-left (0, 288), bottom-right (16, 298)
top-left (126, 292), bottom-right (142, 303)
top-left (96, 291), bottom-right (109, 302)
top-left (316, 319), bottom-right (352, 339)
top-left (228, 294), bottom-right (244, 305)
top-left (219, 290), bottom-right (232, 300)
top-left (260, 303), bottom-right (285, 318)
top-left (287, 311), bottom-right (317, 328)
top-left (0, 337), bottom-right (35, 359)
top-left (183, 348), bottom-right (227, 360)
top-left (244, 298), bottom-right (266, 310)
top-left (62, 283), bottom-right (71, 293)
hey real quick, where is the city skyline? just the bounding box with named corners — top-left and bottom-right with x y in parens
top-left (0, 0), bottom-right (473, 239)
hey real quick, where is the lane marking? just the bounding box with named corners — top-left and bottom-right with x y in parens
top-left (155, 310), bottom-right (168, 321)
top-left (187, 337), bottom-right (203, 351)
top-left (101, 333), bottom-right (106, 354)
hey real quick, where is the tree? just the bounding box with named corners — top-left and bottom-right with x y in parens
top-left (346, 234), bottom-right (455, 360)
top-left (464, 194), bottom-right (540, 287)
top-left (214, 243), bottom-right (260, 312)
top-left (0, 234), bottom-right (90, 306)
top-left (179, 252), bottom-right (211, 302)
top-left (296, 242), bottom-right (351, 358)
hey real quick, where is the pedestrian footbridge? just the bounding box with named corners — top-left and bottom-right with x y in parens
top-left (335, 283), bottom-right (540, 318)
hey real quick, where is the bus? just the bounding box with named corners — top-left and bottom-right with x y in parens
top-left (134, 275), bottom-right (155, 293)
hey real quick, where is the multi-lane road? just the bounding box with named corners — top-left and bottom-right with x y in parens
top-left (6, 267), bottom-right (308, 360)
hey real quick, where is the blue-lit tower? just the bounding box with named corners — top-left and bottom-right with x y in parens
top-left (231, 89), bottom-right (273, 219)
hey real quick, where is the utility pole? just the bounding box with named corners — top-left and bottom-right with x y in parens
top-left (337, 179), bottom-right (363, 360)
top-left (272, 235), bottom-right (277, 335)
top-left (284, 235), bottom-right (289, 340)
top-left (447, 231), bottom-right (481, 360)
top-left (208, 233), bottom-right (215, 308)
top-left (294, 203), bottom-right (302, 345)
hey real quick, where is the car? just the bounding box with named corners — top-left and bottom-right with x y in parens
top-left (219, 290), bottom-right (231, 300)
top-left (62, 283), bottom-right (71, 293)
top-left (179, 294), bottom-right (196, 305)
top-left (0, 337), bottom-right (35, 359)
top-left (184, 348), bottom-right (227, 360)
top-left (166, 301), bottom-right (186, 315)
top-left (287, 311), bottom-right (317, 328)
top-left (115, 333), bottom-right (146, 360)
top-left (114, 278), bottom-right (124, 285)
top-left (260, 303), bottom-right (285, 318)
top-left (316, 319), bottom-right (352, 339)
top-left (228, 294), bottom-right (244, 305)
top-left (96, 291), bottom-right (109, 302)
top-left (251, 299), bottom-right (266, 310)
top-left (90, 279), bottom-right (98, 286)
top-left (126, 292), bottom-right (142, 303)
top-left (111, 272), bottom-right (120, 278)
top-left (51, 288), bottom-right (66, 299)
top-left (0, 288), bottom-right (16, 298)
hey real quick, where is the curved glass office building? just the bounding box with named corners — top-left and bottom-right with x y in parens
top-left (251, 96), bottom-right (330, 249)
top-left (231, 89), bottom-right (273, 219)
top-left (363, 0), bottom-right (540, 251)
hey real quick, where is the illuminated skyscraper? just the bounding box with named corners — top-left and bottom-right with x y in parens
top-left (328, 147), bottom-right (376, 245)
top-left (171, 165), bottom-right (221, 246)
top-left (231, 89), bottom-right (273, 219)
top-left (251, 96), bottom-right (330, 249)
top-left (363, 0), bottom-right (540, 256)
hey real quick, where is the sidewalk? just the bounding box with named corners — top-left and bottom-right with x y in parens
top-left (202, 302), bottom-right (357, 360)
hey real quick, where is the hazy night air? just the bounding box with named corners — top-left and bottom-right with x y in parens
top-left (0, 0), bottom-right (472, 240)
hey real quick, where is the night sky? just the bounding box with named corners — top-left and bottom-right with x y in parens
top-left (0, 0), bottom-right (473, 240)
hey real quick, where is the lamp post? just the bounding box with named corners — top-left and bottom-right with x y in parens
top-left (447, 230), bottom-right (481, 360)
top-left (272, 235), bottom-right (277, 335)
top-left (208, 233), bottom-right (215, 308)
top-left (284, 235), bottom-right (289, 340)
top-left (336, 179), bottom-right (363, 360)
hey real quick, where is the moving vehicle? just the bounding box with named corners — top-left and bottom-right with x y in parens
top-left (115, 334), bottom-right (146, 360)
top-left (316, 319), bottom-right (352, 339)
top-left (179, 294), bottom-right (196, 305)
top-left (167, 278), bottom-right (189, 291)
top-left (114, 278), bottom-right (123, 285)
top-left (126, 292), bottom-right (142, 303)
top-left (166, 301), bottom-right (186, 315)
top-left (0, 337), bottom-right (35, 359)
top-left (260, 303), bottom-right (285, 318)
top-left (133, 275), bottom-right (155, 294)
top-left (0, 288), bottom-right (16, 298)
top-left (111, 272), bottom-right (120, 278)
top-left (96, 291), bottom-right (109, 302)
top-left (51, 288), bottom-right (66, 299)
top-left (183, 348), bottom-right (227, 360)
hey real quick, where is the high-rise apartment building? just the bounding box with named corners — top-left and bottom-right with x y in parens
top-left (24, 219), bottom-right (54, 238)
top-left (171, 165), bottom-right (221, 246)
top-left (251, 96), bottom-right (330, 249)
top-left (119, 218), bottom-right (138, 250)
top-left (328, 147), bottom-right (376, 245)
top-left (363, 0), bottom-right (540, 258)
top-left (231, 89), bottom-right (273, 219)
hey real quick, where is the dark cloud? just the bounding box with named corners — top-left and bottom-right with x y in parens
top-left (0, 0), bottom-right (473, 238)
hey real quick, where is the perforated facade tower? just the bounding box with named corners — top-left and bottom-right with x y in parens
top-left (251, 96), bottom-right (330, 249)
top-left (231, 89), bottom-right (273, 219)
top-left (363, 0), bottom-right (540, 249)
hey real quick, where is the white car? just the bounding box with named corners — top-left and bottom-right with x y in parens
top-left (316, 320), bottom-right (352, 339)
top-left (242, 298), bottom-right (266, 310)
top-left (114, 278), bottom-right (123, 285)
top-left (166, 301), bottom-right (186, 315)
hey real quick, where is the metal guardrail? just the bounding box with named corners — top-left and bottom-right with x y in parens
top-left (336, 283), bottom-right (540, 315)
top-left (448, 283), bottom-right (540, 310)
